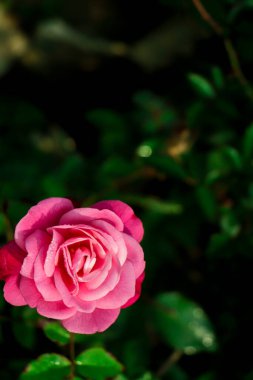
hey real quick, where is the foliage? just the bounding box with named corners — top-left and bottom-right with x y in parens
top-left (0, 0), bottom-right (253, 379)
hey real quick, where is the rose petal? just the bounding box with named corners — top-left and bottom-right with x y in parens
top-left (97, 261), bottom-right (136, 309)
top-left (60, 208), bottom-right (124, 232)
top-left (122, 233), bottom-right (145, 278)
top-left (89, 220), bottom-right (127, 266)
top-left (15, 197), bottom-right (73, 250)
top-left (92, 200), bottom-right (144, 242)
top-left (78, 258), bottom-right (121, 301)
top-left (37, 300), bottom-right (76, 320)
top-left (0, 241), bottom-right (25, 280)
top-left (19, 276), bottom-right (42, 308)
top-left (4, 275), bottom-right (26, 306)
top-left (20, 230), bottom-right (51, 279)
top-left (54, 268), bottom-right (96, 312)
top-left (122, 272), bottom-right (145, 308)
top-left (44, 228), bottom-right (65, 277)
top-left (34, 249), bottom-right (62, 302)
top-left (62, 308), bottom-right (120, 334)
top-left (84, 253), bottom-right (112, 289)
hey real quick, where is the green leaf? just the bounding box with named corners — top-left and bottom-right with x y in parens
top-left (206, 147), bottom-right (241, 182)
top-left (153, 292), bottom-right (218, 354)
top-left (195, 186), bottom-right (218, 221)
top-left (146, 156), bottom-right (187, 180)
top-left (211, 66), bottom-right (224, 89)
top-left (222, 146), bottom-right (242, 170)
top-left (43, 322), bottom-right (70, 345)
top-left (206, 233), bottom-right (230, 257)
top-left (188, 74), bottom-right (216, 98)
top-left (114, 375), bottom-right (128, 380)
top-left (87, 109), bottom-right (126, 130)
top-left (220, 209), bottom-right (240, 237)
top-left (229, 0), bottom-right (253, 21)
top-left (125, 195), bottom-right (183, 215)
top-left (242, 123), bottom-right (253, 161)
top-left (76, 347), bottom-right (123, 380)
top-left (20, 354), bottom-right (71, 380)
top-left (168, 366), bottom-right (189, 380)
top-left (136, 372), bottom-right (157, 380)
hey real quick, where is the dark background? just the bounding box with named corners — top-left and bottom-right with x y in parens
top-left (1, 1), bottom-right (253, 379)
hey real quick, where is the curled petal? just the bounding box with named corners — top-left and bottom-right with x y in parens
top-left (0, 241), bottom-right (25, 280)
top-left (54, 268), bottom-right (96, 312)
top-left (62, 308), bottom-right (120, 334)
top-left (122, 233), bottom-right (145, 278)
top-left (84, 253), bottom-right (112, 290)
top-left (21, 230), bottom-right (51, 279)
top-left (4, 275), bottom-right (26, 306)
top-left (78, 258), bottom-right (121, 301)
top-left (15, 197), bottom-right (73, 250)
top-left (92, 200), bottom-right (144, 242)
top-left (97, 261), bottom-right (136, 309)
top-left (122, 272), bottom-right (145, 309)
top-left (90, 220), bottom-right (127, 266)
top-left (34, 250), bottom-right (61, 302)
top-left (44, 229), bottom-right (65, 277)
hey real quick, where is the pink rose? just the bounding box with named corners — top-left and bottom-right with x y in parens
top-left (0, 198), bottom-right (145, 334)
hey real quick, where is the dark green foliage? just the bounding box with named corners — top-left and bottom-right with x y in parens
top-left (0, 0), bottom-right (253, 379)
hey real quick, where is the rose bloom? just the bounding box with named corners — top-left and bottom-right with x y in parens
top-left (0, 198), bottom-right (145, 333)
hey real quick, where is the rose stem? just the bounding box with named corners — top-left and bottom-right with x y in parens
top-left (156, 349), bottom-right (183, 377)
top-left (69, 333), bottom-right (76, 379)
top-left (191, 0), bottom-right (253, 101)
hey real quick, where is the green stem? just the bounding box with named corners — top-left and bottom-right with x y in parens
top-left (69, 333), bottom-right (76, 379)
top-left (156, 350), bottom-right (183, 377)
top-left (191, 0), bottom-right (253, 101)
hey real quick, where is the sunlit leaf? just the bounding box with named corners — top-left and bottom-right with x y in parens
top-left (76, 347), bottom-right (123, 380)
top-left (43, 322), bottom-right (70, 345)
top-left (20, 354), bottom-right (71, 380)
top-left (153, 292), bottom-right (218, 354)
top-left (188, 74), bottom-right (215, 98)
top-left (220, 209), bottom-right (240, 237)
top-left (211, 66), bottom-right (224, 89)
top-left (125, 195), bottom-right (183, 215)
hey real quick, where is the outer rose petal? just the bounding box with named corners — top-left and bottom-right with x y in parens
top-left (37, 300), bottom-right (76, 320)
top-left (19, 276), bottom-right (42, 308)
top-left (122, 233), bottom-right (145, 278)
top-left (0, 241), bottom-right (25, 280)
top-left (4, 275), bottom-right (26, 306)
top-left (20, 230), bottom-right (51, 279)
top-left (122, 272), bottom-right (145, 309)
top-left (91, 200), bottom-right (144, 242)
top-left (59, 208), bottom-right (124, 232)
top-left (62, 308), bottom-right (120, 334)
top-left (15, 197), bottom-right (73, 250)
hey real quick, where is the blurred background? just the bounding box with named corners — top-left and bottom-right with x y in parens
top-left (1, 0), bottom-right (253, 379)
